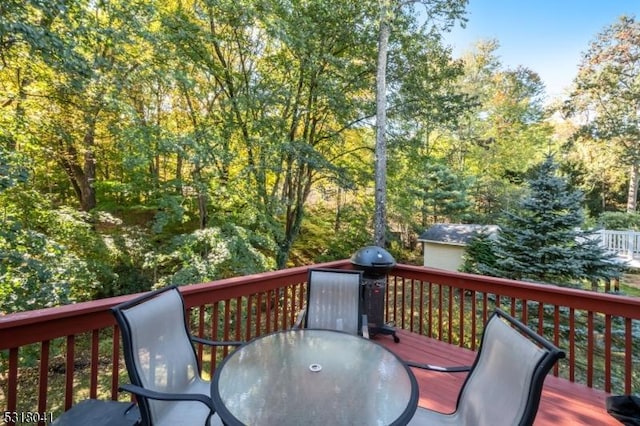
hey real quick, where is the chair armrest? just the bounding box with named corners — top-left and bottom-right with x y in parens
top-left (292, 308), bottom-right (306, 330)
top-left (361, 314), bottom-right (369, 339)
top-left (405, 361), bottom-right (471, 373)
top-left (190, 335), bottom-right (243, 347)
top-left (119, 383), bottom-right (214, 410)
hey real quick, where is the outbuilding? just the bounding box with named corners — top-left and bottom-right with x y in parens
top-left (418, 224), bottom-right (499, 271)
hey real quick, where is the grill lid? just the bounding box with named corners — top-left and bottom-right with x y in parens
top-left (350, 245), bottom-right (396, 269)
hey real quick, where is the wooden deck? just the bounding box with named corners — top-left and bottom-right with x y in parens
top-left (376, 329), bottom-right (618, 425)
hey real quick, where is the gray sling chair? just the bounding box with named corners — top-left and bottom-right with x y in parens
top-left (406, 309), bottom-right (566, 426)
top-left (111, 285), bottom-right (243, 426)
top-left (293, 268), bottom-right (369, 338)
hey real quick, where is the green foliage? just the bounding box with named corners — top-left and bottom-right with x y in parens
top-left (480, 155), bottom-right (622, 287)
top-left (598, 212), bottom-right (640, 231)
top-left (151, 195), bottom-right (189, 234)
top-left (0, 203), bottom-right (103, 312)
top-left (454, 40), bottom-right (551, 218)
top-left (419, 161), bottom-right (472, 223)
top-left (460, 233), bottom-right (497, 274)
top-left (1, 1), bottom-right (637, 313)
top-left (0, 154), bottom-right (96, 312)
top-left (292, 202), bottom-right (372, 265)
top-left (566, 15), bottom-right (640, 212)
top-left (389, 158), bottom-right (472, 235)
top-left (146, 224), bottom-right (276, 287)
top-left (560, 138), bottom-right (627, 217)
top-left (1, 224), bottom-right (71, 312)
top-left (0, 147), bottom-right (28, 191)
top-left (90, 212), bottom-right (155, 297)
top-left (0, 148), bottom-right (153, 311)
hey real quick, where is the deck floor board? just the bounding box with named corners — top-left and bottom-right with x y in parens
top-left (376, 329), bottom-right (617, 425)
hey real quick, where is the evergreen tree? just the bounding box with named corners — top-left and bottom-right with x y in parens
top-left (460, 233), bottom-right (497, 275)
top-left (484, 154), bottom-right (621, 287)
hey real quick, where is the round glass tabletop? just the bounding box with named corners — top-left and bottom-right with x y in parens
top-left (211, 329), bottom-right (418, 426)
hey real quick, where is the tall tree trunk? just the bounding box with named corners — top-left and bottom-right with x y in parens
top-left (80, 119), bottom-right (97, 211)
top-left (627, 162), bottom-right (639, 212)
top-left (60, 121), bottom-right (97, 212)
top-left (175, 153), bottom-right (183, 195)
top-left (374, 3), bottom-right (391, 248)
top-left (334, 187), bottom-right (342, 233)
top-left (59, 148), bottom-right (96, 212)
top-left (197, 191), bottom-right (208, 229)
top-left (81, 147), bottom-right (96, 211)
top-left (276, 165), bottom-right (313, 269)
top-left (192, 166), bottom-right (208, 229)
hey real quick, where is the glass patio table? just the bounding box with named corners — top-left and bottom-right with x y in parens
top-left (211, 329), bottom-right (418, 426)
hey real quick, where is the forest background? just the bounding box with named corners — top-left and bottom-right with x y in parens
top-left (2, 0), bottom-right (640, 314)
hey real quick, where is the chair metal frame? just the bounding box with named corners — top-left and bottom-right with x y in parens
top-left (111, 285), bottom-right (242, 426)
top-left (407, 308), bottom-right (566, 426)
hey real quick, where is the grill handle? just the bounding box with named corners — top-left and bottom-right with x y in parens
top-left (370, 261), bottom-right (394, 266)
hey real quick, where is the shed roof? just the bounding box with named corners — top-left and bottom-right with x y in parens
top-left (418, 224), bottom-right (499, 246)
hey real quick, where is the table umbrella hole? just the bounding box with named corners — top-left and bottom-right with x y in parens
top-left (309, 363), bottom-right (322, 372)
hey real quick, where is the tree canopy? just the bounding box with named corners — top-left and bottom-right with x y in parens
top-left (0, 1), bottom-right (637, 312)
top-left (565, 15), bottom-right (640, 212)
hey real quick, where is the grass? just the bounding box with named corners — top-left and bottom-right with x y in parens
top-left (618, 271), bottom-right (640, 297)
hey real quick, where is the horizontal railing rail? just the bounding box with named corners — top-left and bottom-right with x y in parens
top-left (1, 260), bottom-right (639, 424)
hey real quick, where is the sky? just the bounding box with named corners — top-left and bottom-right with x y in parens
top-left (444, 0), bottom-right (640, 101)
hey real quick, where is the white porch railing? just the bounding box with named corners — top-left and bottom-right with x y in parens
top-left (595, 229), bottom-right (640, 259)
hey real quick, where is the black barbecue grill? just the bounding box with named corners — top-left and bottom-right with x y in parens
top-left (350, 246), bottom-right (400, 343)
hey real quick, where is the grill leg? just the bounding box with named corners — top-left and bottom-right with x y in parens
top-left (373, 323), bottom-right (400, 343)
top-left (363, 276), bottom-right (400, 343)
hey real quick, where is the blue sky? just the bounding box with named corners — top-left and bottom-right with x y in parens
top-left (444, 0), bottom-right (640, 101)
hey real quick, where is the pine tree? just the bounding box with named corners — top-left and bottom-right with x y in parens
top-left (460, 233), bottom-right (497, 275)
top-left (485, 154), bottom-right (621, 287)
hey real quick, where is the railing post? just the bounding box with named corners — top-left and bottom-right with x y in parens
top-left (595, 229), bottom-right (603, 249)
top-left (628, 231), bottom-right (635, 259)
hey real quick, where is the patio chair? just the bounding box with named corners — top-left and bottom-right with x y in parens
top-left (293, 268), bottom-right (369, 338)
top-left (111, 285), bottom-right (243, 426)
top-left (406, 309), bottom-right (565, 426)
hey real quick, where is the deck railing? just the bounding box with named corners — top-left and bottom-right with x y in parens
top-left (596, 229), bottom-right (640, 259)
top-left (388, 264), bottom-right (640, 394)
top-left (1, 261), bottom-right (639, 425)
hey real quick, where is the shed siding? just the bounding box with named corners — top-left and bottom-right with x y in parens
top-left (423, 243), bottom-right (465, 271)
